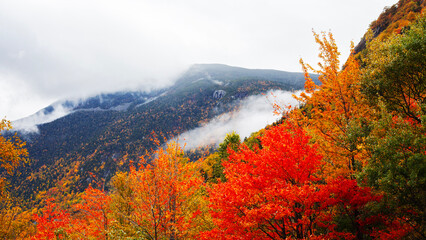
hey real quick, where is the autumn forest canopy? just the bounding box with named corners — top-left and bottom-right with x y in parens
top-left (1, 0), bottom-right (425, 239)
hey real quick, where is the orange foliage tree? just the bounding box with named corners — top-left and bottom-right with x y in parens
top-left (31, 199), bottom-right (72, 239)
top-left (72, 186), bottom-right (112, 239)
top-left (109, 141), bottom-right (210, 239)
top-left (293, 32), bottom-right (370, 178)
top-left (31, 181), bottom-right (114, 239)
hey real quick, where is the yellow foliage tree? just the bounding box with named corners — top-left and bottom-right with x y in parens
top-left (0, 119), bottom-right (33, 238)
top-left (0, 119), bottom-right (27, 178)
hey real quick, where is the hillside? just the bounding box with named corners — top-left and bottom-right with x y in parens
top-left (354, 0), bottom-right (425, 54)
top-left (11, 64), bottom-right (317, 203)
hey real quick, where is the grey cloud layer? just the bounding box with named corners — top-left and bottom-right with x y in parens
top-left (0, 0), bottom-right (396, 120)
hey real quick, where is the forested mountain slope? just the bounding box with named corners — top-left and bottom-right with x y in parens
top-left (12, 64), bottom-right (316, 202)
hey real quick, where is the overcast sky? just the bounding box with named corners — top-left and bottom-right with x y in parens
top-left (1, 0), bottom-right (397, 120)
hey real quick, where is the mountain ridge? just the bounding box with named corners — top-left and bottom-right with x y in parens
top-left (13, 63), bottom-right (315, 134)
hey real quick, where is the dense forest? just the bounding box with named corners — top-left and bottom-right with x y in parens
top-left (1, 0), bottom-right (425, 239)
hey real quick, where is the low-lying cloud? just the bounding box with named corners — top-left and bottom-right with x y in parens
top-left (176, 90), bottom-right (302, 150)
top-left (12, 99), bottom-right (80, 133)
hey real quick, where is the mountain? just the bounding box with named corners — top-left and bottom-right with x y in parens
top-left (11, 64), bottom-right (318, 202)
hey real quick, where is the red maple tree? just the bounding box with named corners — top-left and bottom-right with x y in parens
top-left (202, 123), bottom-right (383, 239)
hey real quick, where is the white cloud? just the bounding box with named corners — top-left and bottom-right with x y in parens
top-left (11, 99), bottom-right (81, 133)
top-left (176, 90), bottom-right (302, 149)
